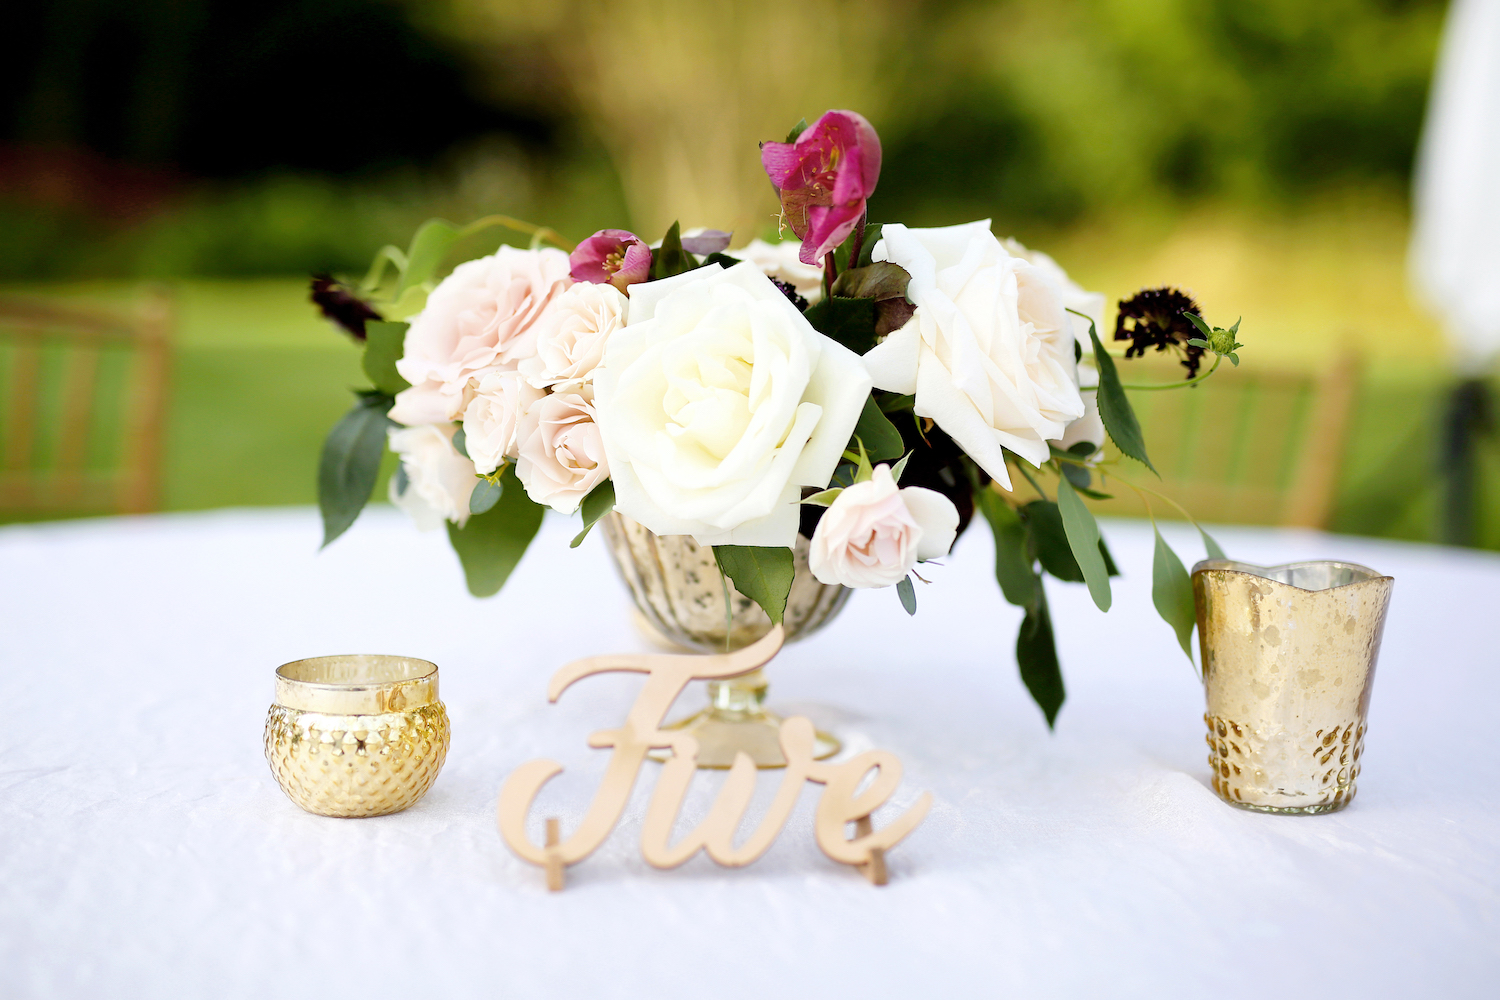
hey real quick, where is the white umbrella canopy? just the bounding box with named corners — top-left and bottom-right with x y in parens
top-left (1410, 0), bottom-right (1500, 374)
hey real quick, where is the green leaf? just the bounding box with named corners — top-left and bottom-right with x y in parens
top-left (1016, 588), bottom-right (1065, 728)
top-left (1084, 315), bottom-right (1156, 475)
top-left (803, 295), bottom-right (880, 355)
top-left (649, 222), bottom-right (699, 280)
top-left (1099, 537), bottom-right (1120, 576)
top-left (801, 487), bottom-right (843, 507)
top-left (1056, 477), bottom-right (1112, 612)
top-left (830, 261), bottom-right (911, 301)
top-left (398, 219), bottom-right (467, 297)
top-left (856, 223), bottom-right (884, 268)
top-left (446, 464), bottom-right (545, 597)
top-left (469, 476), bottom-right (502, 515)
top-left (850, 395), bottom-right (904, 462)
top-left (318, 393), bottom-right (393, 548)
top-left (712, 545), bottom-right (795, 625)
top-left (784, 118), bottom-right (809, 144)
top-left (1021, 500), bottom-right (1083, 583)
top-left (1183, 311), bottom-right (1213, 339)
top-left (362, 322), bottom-right (411, 396)
top-left (877, 391), bottom-right (915, 413)
top-left (451, 425), bottom-right (470, 459)
top-left (1060, 461), bottom-right (1091, 491)
top-left (1198, 526), bottom-right (1228, 561)
top-left (890, 452), bottom-right (911, 483)
top-left (1152, 526), bottom-right (1197, 661)
top-left (975, 488), bottom-right (1041, 609)
top-left (896, 575), bottom-right (917, 615)
top-left (570, 479), bottom-right (616, 548)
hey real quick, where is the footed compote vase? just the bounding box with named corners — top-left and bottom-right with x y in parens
top-left (598, 512), bottom-right (850, 768)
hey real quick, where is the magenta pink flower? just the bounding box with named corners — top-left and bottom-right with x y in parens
top-left (760, 110), bottom-right (882, 266)
top-left (570, 229), bottom-right (652, 292)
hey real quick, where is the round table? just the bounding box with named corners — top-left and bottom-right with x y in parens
top-left (2, 508), bottom-right (1496, 997)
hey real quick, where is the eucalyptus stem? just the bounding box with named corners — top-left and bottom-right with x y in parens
top-left (1105, 468), bottom-right (1205, 527)
top-left (1015, 461), bottom-right (1049, 501)
top-left (466, 214), bottom-right (575, 252)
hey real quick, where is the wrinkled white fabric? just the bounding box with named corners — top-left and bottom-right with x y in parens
top-left (1, 511), bottom-right (1496, 998)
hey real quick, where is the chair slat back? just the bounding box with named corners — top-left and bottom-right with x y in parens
top-left (0, 291), bottom-right (172, 518)
top-left (1083, 352), bottom-right (1359, 529)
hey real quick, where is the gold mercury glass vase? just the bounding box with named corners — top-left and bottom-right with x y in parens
top-left (264, 654), bottom-right (451, 817)
top-left (599, 511), bottom-right (850, 768)
top-left (1193, 560), bottom-right (1393, 814)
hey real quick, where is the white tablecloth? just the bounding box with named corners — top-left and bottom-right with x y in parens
top-left (2, 508), bottom-right (1497, 997)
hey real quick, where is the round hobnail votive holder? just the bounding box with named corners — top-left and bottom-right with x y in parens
top-left (264, 654), bottom-right (450, 817)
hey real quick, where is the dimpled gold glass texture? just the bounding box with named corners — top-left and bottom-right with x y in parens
top-left (1193, 560), bottom-right (1393, 815)
top-left (600, 512), bottom-right (849, 769)
top-left (264, 655), bottom-right (450, 817)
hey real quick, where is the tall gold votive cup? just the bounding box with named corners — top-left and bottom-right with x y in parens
top-left (1193, 560), bottom-right (1393, 814)
top-left (264, 654), bottom-right (451, 817)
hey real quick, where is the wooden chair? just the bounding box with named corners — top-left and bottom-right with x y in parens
top-left (1083, 351), bottom-right (1360, 529)
top-left (0, 290), bottom-right (172, 518)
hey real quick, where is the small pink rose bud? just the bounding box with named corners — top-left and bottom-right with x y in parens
top-left (760, 110), bottom-right (882, 266)
top-left (570, 229), bottom-right (652, 292)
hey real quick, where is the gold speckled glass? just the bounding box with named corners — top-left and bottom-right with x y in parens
top-left (264, 654), bottom-right (450, 817)
top-left (1193, 560), bottom-right (1393, 814)
top-left (599, 512), bottom-right (848, 768)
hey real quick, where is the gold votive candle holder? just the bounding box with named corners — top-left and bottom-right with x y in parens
top-left (264, 654), bottom-right (450, 817)
top-left (1193, 560), bottom-right (1393, 815)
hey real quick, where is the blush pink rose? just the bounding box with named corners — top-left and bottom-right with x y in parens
top-left (390, 246), bottom-right (571, 425)
top-left (515, 390), bottom-right (609, 514)
top-left (809, 464), bottom-right (958, 589)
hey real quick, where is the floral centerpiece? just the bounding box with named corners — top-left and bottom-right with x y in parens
top-left (313, 110), bottom-right (1245, 727)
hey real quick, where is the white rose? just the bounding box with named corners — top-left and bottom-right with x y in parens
top-left (863, 221), bottom-right (1085, 489)
top-left (1056, 366), bottom-right (1105, 455)
top-left (387, 423), bottom-right (477, 529)
top-left (515, 390), bottom-right (609, 514)
top-left (389, 246), bottom-right (570, 425)
top-left (729, 238), bottom-right (825, 304)
top-left (519, 281), bottom-right (627, 391)
top-left (1002, 237), bottom-right (1105, 359)
top-left (593, 261), bottom-right (871, 546)
top-left (809, 465), bottom-right (959, 589)
top-left (462, 368), bottom-right (544, 474)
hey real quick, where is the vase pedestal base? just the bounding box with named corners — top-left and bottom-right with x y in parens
top-left (644, 667), bottom-right (841, 769)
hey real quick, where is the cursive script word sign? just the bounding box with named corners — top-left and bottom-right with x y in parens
top-left (497, 626), bottom-right (932, 891)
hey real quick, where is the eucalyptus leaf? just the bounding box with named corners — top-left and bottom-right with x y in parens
top-left (975, 488), bottom-right (1040, 610)
top-left (850, 395), bottom-right (904, 462)
top-left (318, 393), bottom-right (393, 548)
top-left (362, 322), bottom-right (411, 396)
top-left (1060, 461), bottom-right (1091, 491)
top-left (570, 479), bottom-right (616, 548)
top-left (1152, 526), bottom-right (1197, 661)
top-left (451, 425), bottom-right (470, 459)
top-left (1084, 315), bottom-right (1156, 475)
top-left (1056, 477), bottom-right (1112, 612)
top-left (1021, 500), bottom-right (1084, 583)
top-left (1199, 526), bottom-right (1228, 561)
top-left (1016, 588), bottom-right (1065, 728)
top-left (896, 575), bottom-right (917, 615)
top-left (398, 219), bottom-right (467, 297)
top-left (890, 452), bottom-right (911, 483)
top-left (713, 545), bottom-right (795, 625)
top-left (446, 464), bottom-right (545, 597)
top-left (469, 476), bottom-right (502, 515)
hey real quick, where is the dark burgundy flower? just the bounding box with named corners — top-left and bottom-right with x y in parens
top-left (310, 274), bottom-right (382, 341)
top-left (1114, 286), bottom-right (1206, 378)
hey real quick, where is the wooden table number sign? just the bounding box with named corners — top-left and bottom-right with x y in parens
top-left (497, 626), bottom-right (932, 891)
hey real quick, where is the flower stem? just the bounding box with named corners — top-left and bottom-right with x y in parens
top-left (847, 211), bottom-right (868, 270)
top-left (1117, 353), bottom-right (1224, 391)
